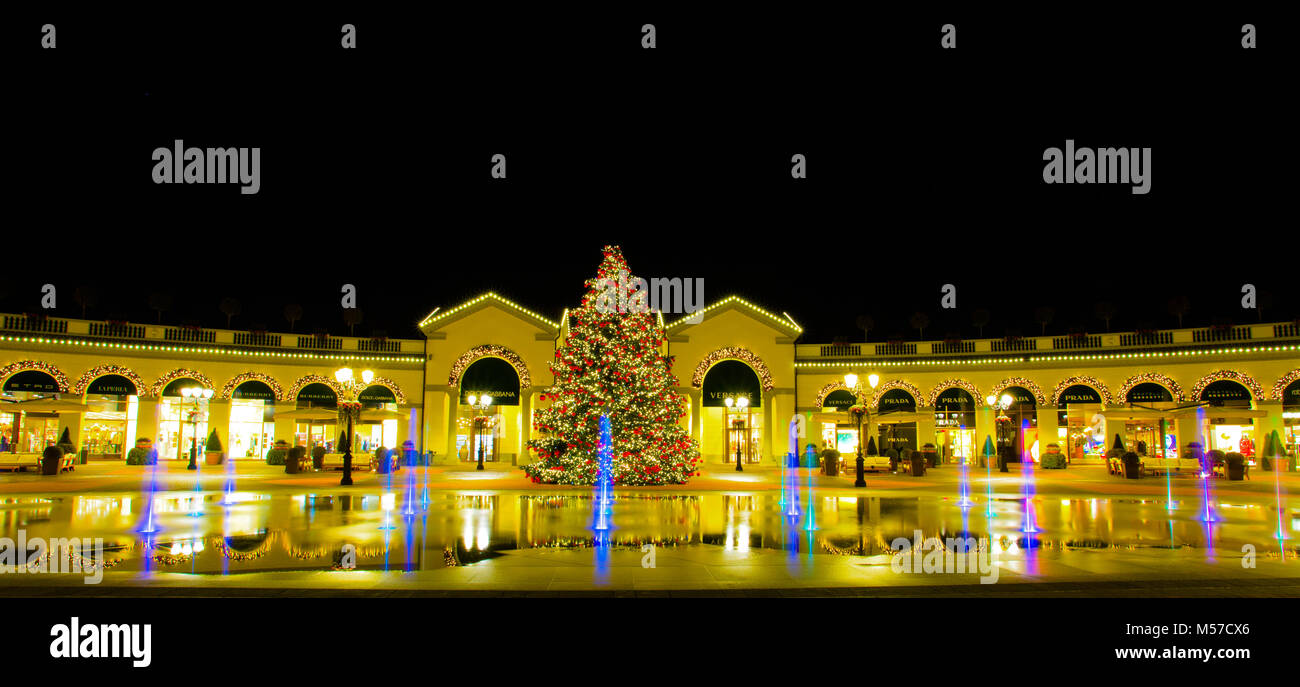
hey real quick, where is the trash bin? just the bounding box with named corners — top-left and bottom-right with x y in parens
top-left (821, 449), bottom-right (840, 476)
top-left (1122, 451), bottom-right (1141, 479)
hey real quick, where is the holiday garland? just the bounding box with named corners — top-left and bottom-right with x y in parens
top-left (72, 365), bottom-right (147, 396)
top-left (1189, 369), bottom-right (1264, 402)
top-left (1051, 375), bottom-right (1113, 405)
top-left (448, 345), bottom-right (531, 389)
top-left (1116, 372), bottom-right (1184, 402)
top-left (0, 360), bottom-right (70, 392)
top-left (691, 347), bottom-right (774, 391)
top-left (924, 379), bottom-right (981, 407)
top-left (1270, 369), bottom-right (1300, 401)
top-left (815, 381), bottom-right (853, 409)
top-left (869, 379), bottom-right (922, 410)
top-left (987, 377), bottom-right (1047, 405)
top-left (285, 374), bottom-right (343, 401)
top-left (219, 371), bottom-right (286, 400)
top-left (524, 246), bottom-right (700, 486)
top-left (149, 368), bottom-right (215, 397)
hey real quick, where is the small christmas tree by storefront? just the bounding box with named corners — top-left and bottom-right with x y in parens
top-left (524, 246), bottom-right (700, 485)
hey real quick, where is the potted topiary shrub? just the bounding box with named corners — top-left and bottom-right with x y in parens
top-left (126, 438), bottom-right (156, 465)
top-left (311, 445), bottom-right (326, 470)
top-left (820, 448), bottom-right (840, 476)
top-left (1122, 451), bottom-right (1142, 479)
top-left (1041, 443), bottom-right (1067, 469)
top-left (57, 428), bottom-right (79, 464)
top-left (285, 446), bottom-right (306, 474)
top-left (204, 429), bottom-right (224, 465)
top-left (265, 439), bottom-right (289, 466)
top-left (907, 448), bottom-right (925, 476)
top-left (41, 445), bottom-right (63, 475)
top-left (1105, 434), bottom-right (1126, 475)
top-left (373, 446), bottom-right (391, 474)
top-left (884, 446), bottom-right (900, 472)
top-left (1206, 449), bottom-right (1226, 477)
top-left (1224, 452), bottom-right (1246, 480)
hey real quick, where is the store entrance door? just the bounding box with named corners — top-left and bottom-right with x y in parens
top-left (723, 410), bottom-right (761, 464)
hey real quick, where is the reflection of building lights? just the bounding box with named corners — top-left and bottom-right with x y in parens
top-left (170, 542), bottom-right (182, 555)
top-left (381, 493), bottom-right (395, 511)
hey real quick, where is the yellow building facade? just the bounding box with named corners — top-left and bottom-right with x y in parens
top-left (4, 307), bottom-right (1298, 470)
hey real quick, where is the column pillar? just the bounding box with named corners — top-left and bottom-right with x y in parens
top-left (57, 411), bottom-right (84, 455)
top-left (1255, 400), bottom-right (1284, 466)
top-left (761, 390), bottom-right (773, 463)
top-left (518, 387), bottom-right (533, 465)
top-left (975, 405), bottom-right (995, 465)
top-left (136, 398), bottom-right (159, 452)
top-left (206, 399), bottom-right (230, 458)
top-left (915, 405), bottom-right (937, 456)
top-left (1038, 404), bottom-right (1060, 458)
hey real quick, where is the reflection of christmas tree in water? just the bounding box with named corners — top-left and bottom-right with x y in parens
top-left (524, 246), bottom-right (701, 485)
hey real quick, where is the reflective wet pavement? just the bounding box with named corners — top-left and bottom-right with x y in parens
top-left (3, 463), bottom-right (1297, 594)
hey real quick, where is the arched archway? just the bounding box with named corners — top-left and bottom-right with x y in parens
top-left (1117, 373), bottom-right (1184, 403)
top-left (452, 350), bottom-right (528, 465)
top-left (691, 347), bottom-right (774, 391)
top-left (448, 345), bottom-right (531, 389)
top-left (701, 359), bottom-right (763, 464)
top-left (74, 365), bottom-right (146, 460)
top-left (1193, 371), bottom-right (1262, 459)
top-left (1052, 376), bottom-right (1112, 405)
top-left (220, 372), bottom-right (284, 401)
top-left (0, 360), bottom-right (70, 393)
top-left (152, 369), bottom-right (216, 460)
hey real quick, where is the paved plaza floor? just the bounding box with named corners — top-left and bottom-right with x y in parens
top-left (2, 461), bottom-right (1298, 596)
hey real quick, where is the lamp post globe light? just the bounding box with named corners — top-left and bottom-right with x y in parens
top-left (334, 367), bottom-right (374, 486)
top-left (845, 372), bottom-right (880, 487)
top-left (465, 394), bottom-right (494, 471)
top-left (987, 393), bottom-right (1013, 472)
top-left (724, 396), bottom-right (750, 472)
top-left (179, 386), bottom-right (213, 470)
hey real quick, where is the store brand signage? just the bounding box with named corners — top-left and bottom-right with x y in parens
top-left (459, 388), bottom-right (519, 405)
top-left (1059, 385), bottom-right (1102, 405)
top-left (152, 140), bottom-right (261, 195)
top-left (1042, 140), bottom-right (1151, 194)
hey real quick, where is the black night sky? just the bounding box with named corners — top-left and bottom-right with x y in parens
top-left (6, 10), bottom-right (1294, 343)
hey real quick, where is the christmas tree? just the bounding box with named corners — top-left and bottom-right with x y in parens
top-left (524, 246), bottom-right (700, 485)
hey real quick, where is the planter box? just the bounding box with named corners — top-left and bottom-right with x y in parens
top-left (205, 451), bottom-right (224, 466)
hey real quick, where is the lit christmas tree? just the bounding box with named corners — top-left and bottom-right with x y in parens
top-left (524, 246), bottom-right (700, 485)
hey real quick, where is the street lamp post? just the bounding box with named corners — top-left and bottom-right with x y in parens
top-left (179, 386), bottom-right (213, 470)
top-left (987, 393), bottom-right (1013, 472)
top-left (724, 396), bottom-right (750, 472)
top-left (845, 373), bottom-right (880, 487)
top-left (465, 394), bottom-right (494, 471)
top-left (334, 367), bottom-right (375, 486)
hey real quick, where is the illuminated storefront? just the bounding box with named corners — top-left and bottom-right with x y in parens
top-left (1057, 384), bottom-right (1106, 461)
top-left (1200, 379), bottom-right (1256, 458)
top-left (81, 374), bottom-right (140, 460)
top-left (933, 387), bottom-right (976, 463)
top-left (702, 360), bottom-right (763, 464)
top-left (821, 388), bottom-right (857, 454)
top-left (294, 382), bottom-right (339, 453)
top-left (228, 380), bottom-right (277, 460)
top-left (1284, 379), bottom-right (1300, 456)
top-left (2, 370), bottom-right (64, 452)
top-left (875, 388), bottom-right (918, 453)
top-left (158, 377), bottom-right (210, 461)
top-left (456, 357), bottom-right (521, 463)
top-left (358, 384), bottom-right (399, 452)
top-left (1000, 385), bottom-right (1040, 461)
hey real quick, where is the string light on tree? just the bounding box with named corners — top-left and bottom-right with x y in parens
top-left (524, 246), bottom-right (701, 486)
